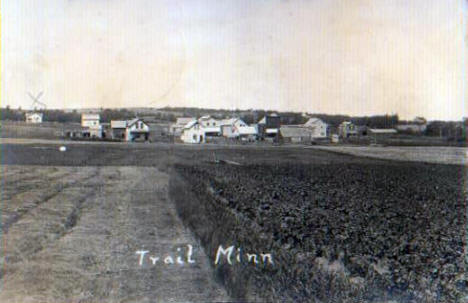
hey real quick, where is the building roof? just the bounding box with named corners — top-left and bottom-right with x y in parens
top-left (26, 112), bottom-right (43, 117)
top-left (304, 117), bottom-right (326, 127)
top-left (199, 115), bottom-right (212, 120)
top-left (220, 118), bottom-right (238, 126)
top-left (280, 126), bottom-right (313, 137)
top-left (175, 117), bottom-right (196, 125)
top-left (82, 114), bottom-right (100, 120)
top-left (237, 126), bottom-right (257, 135)
top-left (127, 118), bottom-right (147, 128)
top-left (111, 120), bottom-right (127, 129)
top-left (368, 128), bottom-right (397, 134)
top-left (183, 120), bottom-right (199, 129)
top-left (266, 128), bottom-right (279, 134)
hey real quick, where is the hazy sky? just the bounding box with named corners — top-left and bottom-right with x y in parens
top-left (2, 0), bottom-right (466, 120)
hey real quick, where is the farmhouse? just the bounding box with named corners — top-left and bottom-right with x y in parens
top-left (220, 118), bottom-right (249, 138)
top-left (198, 115), bottom-right (220, 128)
top-left (111, 118), bottom-right (149, 141)
top-left (81, 114), bottom-right (102, 138)
top-left (303, 118), bottom-right (328, 138)
top-left (180, 120), bottom-right (204, 143)
top-left (170, 117), bottom-right (196, 136)
top-left (25, 112), bottom-right (43, 123)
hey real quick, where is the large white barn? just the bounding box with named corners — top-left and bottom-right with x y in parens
top-left (303, 118), bottom-right (328, 138)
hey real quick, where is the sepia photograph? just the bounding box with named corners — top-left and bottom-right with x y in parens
top-left (0, 0), bottom-right (467, 302)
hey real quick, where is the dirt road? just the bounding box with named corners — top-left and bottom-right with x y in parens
top-left (0, 165), bottom-right (230, 303)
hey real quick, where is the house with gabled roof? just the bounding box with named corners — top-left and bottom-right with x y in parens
top-left (111, 118), bottom-right (150, 141)
top-left (170, 117), bottom-right (196, 136)
top-left (303, 117), bottom-right (328, 138)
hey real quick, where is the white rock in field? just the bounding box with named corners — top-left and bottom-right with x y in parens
top-left (59, 146), bottom-right (67, 152)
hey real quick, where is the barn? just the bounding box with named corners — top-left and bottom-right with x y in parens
top-left (280, 126), bottom-right (315, 143)
top-left (368, 128), bottom-right (397, 144)
top-left (303, 118), bottom-right (328, 138)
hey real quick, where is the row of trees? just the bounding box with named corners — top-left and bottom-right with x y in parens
top-left (0, 107), bottom-right (140, 123)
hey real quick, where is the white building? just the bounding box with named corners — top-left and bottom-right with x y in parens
top-left (198, 115), bottom-right (220, 128)
top-left (111, 118), bottom-right (150, 141)
top-left (181, 120), bottom-right (205, 143)
top-left (81, 114), bottom-right (100, 128)
top-left (25, 112), bottom-right (43, 123)
top-left (396, 117), bottom-right (427, 134)
top-left (237, 126), bottom-right (257, 141)
top-left (303, 118), bottom-right (328, 138)
top-left (338, 121), bottom-right (358, 138)
top-left (220, 118), bottom-right (249, 138)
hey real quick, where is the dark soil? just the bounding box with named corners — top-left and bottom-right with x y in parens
top-left (173, 160), bottom-right (467, 302)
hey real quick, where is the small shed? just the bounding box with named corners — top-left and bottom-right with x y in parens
top-left (25, 112), bottom-right (43, 123)
top-left (368, 128), bottom-right (397, 144)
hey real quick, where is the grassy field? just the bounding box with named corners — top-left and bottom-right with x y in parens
top-left (0, 141), bottom-right (466, 302)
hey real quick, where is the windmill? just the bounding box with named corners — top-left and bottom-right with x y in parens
top-left (28, 91), bottom-right (47, 111)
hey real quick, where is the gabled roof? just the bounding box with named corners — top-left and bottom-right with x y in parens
top-left (111, 120), bottom-right (127, 128)
top-left (183, 120), bottom-right (199, 129)
top-left (368, 128), bottom-right (397, 134)
top-left (176, 117), bottom-right (196, 125)
top-left (127, 118), bottom-right (147, 128)
top-left (199, 115), bottom-right (212, 120)
top-left (82, 114), bottom-right (100, 120)
top-left (26, 112), bottom-right (43, 117)
top-left (220, 118), bottom-right (238, 126)
top-left (304, 117), bottom-right (326, 126)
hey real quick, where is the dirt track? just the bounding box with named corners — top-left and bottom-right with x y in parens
top-left (0, 165), bottom-right (230, 303)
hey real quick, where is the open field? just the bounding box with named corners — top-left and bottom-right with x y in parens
top-left (307, 145), bottom-right (467, 166)
top-left (1, 141), bottom-right (466, 302)
top-left (0, 165), bottom-right (229, 302)
top-left (172, 161), bottom-right (466, 302)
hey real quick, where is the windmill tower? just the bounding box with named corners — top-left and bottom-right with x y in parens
top-left (28, 91), bottom-right (47, 111)
top-left (25, 91), bottom-right (46, 123)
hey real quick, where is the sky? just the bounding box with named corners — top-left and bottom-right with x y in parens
top-left (1, 0), bottom-right (467, 120)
